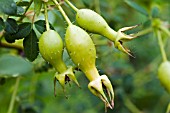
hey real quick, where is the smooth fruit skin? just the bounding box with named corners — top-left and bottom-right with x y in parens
top-left (76, 9), bottom-right (117, 41)
top-left (158, 61), bottom-right (170, 93)
top-left (39, 30), bottom-right (67, 73)
top-left (65, 25), bottom-right (99, 81)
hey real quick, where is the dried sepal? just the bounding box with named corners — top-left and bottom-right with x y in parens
top-left (54, 66), bottom-right (80, 96)
top-left (88, 75), bottom-right (114, 110)
top-left (101, 75), bottom-right (114, 107)
top-left (116, 24), bottom-right (139, 41)
top-left (115, 41), bottom-right (134, 58)
top-left (114, 24), bottom-right (139, 57)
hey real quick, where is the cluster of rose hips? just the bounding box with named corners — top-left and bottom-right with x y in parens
top-left (39, 0), bottom-right (140, 110)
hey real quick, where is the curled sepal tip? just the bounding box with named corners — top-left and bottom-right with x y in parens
top-left (116, 24), bottom-right (139, 41)
top-left (54, 66), bottom-right (80, 96)
top-left (115, 41), bottom-right (135, 58)
top-left (88, 75), bottom-right (114, 110)
top-left (115, 24), bottom-right (139, 57)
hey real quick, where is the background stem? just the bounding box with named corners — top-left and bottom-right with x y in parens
top-left (7, 77), bottom-right (21, 113)
top-left (52, 0), bottom-right (72, 25)
top-left (0, 42), bottom-right (23, 50)
top-left (65, 0), bottom-right (78, 12)
top-left (160, 26), bottom-right (170, 37)
top-left (18, 0), bottom-right (33, 22)
top-left (94, 0), bottom-right (101, 14)
top-left (124, 96), bottom-right (143, 113)
top-left (156, 30), bottom-right (167, 62)
top-left (134, 27), bottom-right (153, 37)
top-left (166, 102), bottom-right (170, 113)
top-left (29, 74), bottom-right (38, 103)
top-left (44, 3), bottom-right (50, 31)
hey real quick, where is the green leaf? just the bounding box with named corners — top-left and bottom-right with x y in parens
top-left (0, 17), bottom-right (5, 31)
top-left (34, 0), bottom-right (42, 16)
top-left (151, 6), bottom-right (159, 18)
top-left (12, 23), bottom-right (32, 39)
top-left (125, 0), bottom-right (148, 16)
top-left (4, 23), bottom-right (32, 43)
top-left (0, 78), bottom-right (6, 85)
top-left (0, 0), bottom-right (17, 15)
top-left (4, 33), bottom-right (16, 43)
top-left (34, 20), bottom-right (54, 34)
top-left (23, 30), bottom-right (39, 62)
top-left (17, 6), bottom-right (25, 15)
top-left (5, 18), bottom-right (18, 34)
top-left (17, 1), bottom-right (30, 6)
top-left (143, 20), bottom-right (152, 28)
top-left (0, 54), bottom-right (33, 78)
top-left (34, 20), bottom-right (46, 34)
top-left (82, 0), bottom-right (91, 8)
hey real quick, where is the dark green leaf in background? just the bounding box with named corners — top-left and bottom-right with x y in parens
top-left (82, 0), bottom-right (91, 8)
top-left (34, 20), bottom-right (54, 34)
top-left (18, 104), bottom-right (38, 113)
top-left (12, 23), bottom-right (32, 39)
top-left (23, 30), bottom-right (39, 62)
top-left (17, 6), bottom-right (25, 15)
top-left (0, 0), bottom-right (17, 15)
top-left (34, 20), bottom-right (46, 34)
top-left (4, 33), bottom-right (15, 43)
top-left (17, 1), bottom-right (30, 6)
top-left (0, 17), bottom-right (5, 31)
top-left (151, 6), bottom-right (160, 18)
top-left (0, 54), bottom-right (33, 77)
top-left (4, 22), bottom-right (32, 43)
top-left (0, 78), bottom-right (6, 85)
top-left (5, 18), bottom-right (18, 34)
top-left (143, 20), bottom-right (152, 28)
top-left (34, 0), bottom-right (42, 16)
top-left (125, 0), bottom-right (149, 16)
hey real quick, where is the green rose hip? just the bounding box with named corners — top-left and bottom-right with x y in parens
top-left (65, 0), bottom-right (138, 56)
top-left (65, 25), bottom-right (114, 109)
top-left (39, 30), bottom-right (79, 93)
top-left (158, 61), bottom-right (170, 93)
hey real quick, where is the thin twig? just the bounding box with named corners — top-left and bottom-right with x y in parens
top-left (7, 77), bottom-right (21, 113)
top-left (166, 102), bottom-right (170, 113)
top-left (52, 0), bottom-right (72, 25)
top-left (156, 30), bottom-right (167, 62)
top-left (0, 42), bottom-right (23, 51)
top-left (18, 0), bottom-right (33, 22)
top-left (44, 3), bottom-right (50, 31)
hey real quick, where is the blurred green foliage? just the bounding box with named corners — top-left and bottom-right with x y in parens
top-left (0, 0), bottom-right (170, 113)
